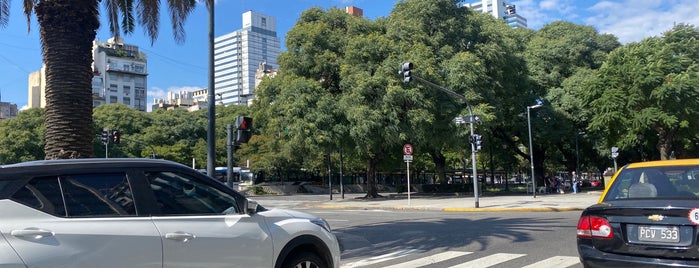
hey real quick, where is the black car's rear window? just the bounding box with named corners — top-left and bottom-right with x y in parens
top-left (604, 166), bottom-right (699, 201)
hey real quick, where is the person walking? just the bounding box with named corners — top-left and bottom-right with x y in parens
top-left (572, 171), bottom-right (579, 194)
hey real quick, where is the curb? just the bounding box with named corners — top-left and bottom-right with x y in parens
top-left (313, 204), bottom-right (584, 212)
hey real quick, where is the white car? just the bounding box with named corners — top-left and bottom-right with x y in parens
top-left (0, 158), bottom-right (340, 268)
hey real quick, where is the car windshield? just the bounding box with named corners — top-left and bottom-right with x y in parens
top-left (603, 165), bottom-right (699, 201)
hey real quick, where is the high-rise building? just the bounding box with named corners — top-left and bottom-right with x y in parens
top-left (27, 37), bottom-right (149, 112)
top-left (463, 0), bottom-right (527, 29)
top-left (214, 11), bottom-right (281, 106)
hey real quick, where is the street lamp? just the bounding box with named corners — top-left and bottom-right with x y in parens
top-left (527, 102), bottom-right (543, 198)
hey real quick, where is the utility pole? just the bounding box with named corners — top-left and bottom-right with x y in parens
top-left (400, 62), bottom-right (481, 208)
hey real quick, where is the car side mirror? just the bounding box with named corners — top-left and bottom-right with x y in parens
top-left (244, 198), bottom-right (259, 215)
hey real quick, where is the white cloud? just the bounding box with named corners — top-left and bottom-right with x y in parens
top-left (514, 0), bottom-right (699, 44)
top-left (587, 0), bottom-right (699, 43)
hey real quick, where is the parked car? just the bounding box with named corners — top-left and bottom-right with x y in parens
top-left (577, 159), bottom-right (699, 267)
top-left (0, 158), bottom-right (340, 268)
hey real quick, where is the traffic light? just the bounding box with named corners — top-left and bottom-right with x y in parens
top-left (471, 134), bottom-right (482, 152)
top-left (112, 130), bottom-right (120, 144)
top-left (235, 116), bottom-right (253, 143)
top-left (400, 62), bottom-right (413, 83)
top-left (236, 116), bottom-right (253, 131)
top-left (101, 130), bottom-right (109, 145)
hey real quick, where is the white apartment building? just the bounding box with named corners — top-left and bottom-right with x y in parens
top-left (92, 37), bottom-right (148, 111)
top-left (214, 11), bottom-right (281, 106)
top-left (464, 0), bottom-right (527, 28)
top-left (28, 37), bottom-right (149, 111)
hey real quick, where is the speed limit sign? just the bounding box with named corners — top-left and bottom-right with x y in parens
top-left (403, 144), bottom-right (413, 155)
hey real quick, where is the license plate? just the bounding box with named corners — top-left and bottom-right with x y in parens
top-left (638, 225), bottom-right (680, 243)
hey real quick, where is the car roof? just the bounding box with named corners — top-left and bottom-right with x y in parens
top-left (625, 158), bottom-right (699, 168)
top-left (0, 158), bottom-right (191, 175)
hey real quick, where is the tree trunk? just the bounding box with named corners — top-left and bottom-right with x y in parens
top-left (364, 157), bottom-right (381, 198)
top-left (36, 0), bottom-right (100, 159)
top-left (657, 128), bottom-right (675, 160)
top-left (431, 150), bottom-right (447, 184)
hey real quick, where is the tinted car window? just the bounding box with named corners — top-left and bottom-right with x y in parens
top-left (61, 173), bottom-right (136, 217)
top-left (145, 171), bottom-right (239, 215)
top-left (604, 166), bottom-right (699, 200)
top-left (11, 177), bottom-right (67, 216)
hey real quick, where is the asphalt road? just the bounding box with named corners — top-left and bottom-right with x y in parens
top-left (254, 195), bottom-right (583, 268)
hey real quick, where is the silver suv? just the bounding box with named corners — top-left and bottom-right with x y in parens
top-left (0, 158), bottom-right (340, 268)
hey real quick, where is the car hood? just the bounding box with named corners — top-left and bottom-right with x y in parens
top-left (258, 208), bottom-right (318, 220)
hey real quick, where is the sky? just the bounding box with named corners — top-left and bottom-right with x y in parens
top-left (1, 0), bottom-right (698, 111)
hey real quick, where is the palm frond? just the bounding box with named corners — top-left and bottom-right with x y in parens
top-left (105, 0), bottom-right (121, 38)
top-left (167, 0), bottom-right (196, 44)
top-left (137, 0), bottom-right (160, 44)
top-left (118, 0), bottom-right (135, 34)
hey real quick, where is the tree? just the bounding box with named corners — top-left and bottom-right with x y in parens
top-left (585, 24), bottom-right (699, 160)
top-left (0, 0), bottom-right (197, 159)
top-left (522, 21), bottom-right (619, 184)
top-left (0, 108), bottom-right (45, 163)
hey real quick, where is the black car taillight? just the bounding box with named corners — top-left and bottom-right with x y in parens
top-left (577, 216), bottom-right (613, 239)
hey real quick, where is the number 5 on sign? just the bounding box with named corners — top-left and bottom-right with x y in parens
top-left (689, 208), bottom-right (699, 225)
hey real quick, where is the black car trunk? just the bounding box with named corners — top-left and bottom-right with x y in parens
top-left (585, 201), bottom-right (699, 260)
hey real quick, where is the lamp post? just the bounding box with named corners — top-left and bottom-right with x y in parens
top-left (527, 103), bottom-right (542, 198)
top-left (206, 0), bottom-right (216, 177)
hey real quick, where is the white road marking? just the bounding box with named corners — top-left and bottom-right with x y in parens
top-left (381, 251), bottom-right (473, 268)
top-left (521, 256), bottom-right (580, 268)
top-left (448, 253), bottom-right (526, 268)
top-left (341, 249), bottom-right (423, 268)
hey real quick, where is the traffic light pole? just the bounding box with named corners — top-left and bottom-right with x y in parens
top-left (410, 75), bottom-right (480, 208)
top-left (226, 124), bottom-right (236, 188)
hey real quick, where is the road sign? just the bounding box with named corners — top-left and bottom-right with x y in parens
top-left (403, 144), bottom-right (413, 155)
top-left (403, 155), bottom-right (413, 161)
top-left (454, 115), bottom-right (481, 124)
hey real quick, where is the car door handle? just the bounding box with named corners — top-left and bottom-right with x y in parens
top-left (165, 231), bottom-right (196, 242)
top-left (11, 228), bottom-right (54, 239)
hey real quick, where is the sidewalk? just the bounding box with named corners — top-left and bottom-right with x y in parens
top-left (308, 190), bottom-right (603, 212)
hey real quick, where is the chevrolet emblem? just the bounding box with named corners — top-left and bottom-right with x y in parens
top-left (648, 215), bottom-right (665, 221)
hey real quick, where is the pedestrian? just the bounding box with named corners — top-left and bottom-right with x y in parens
top-left (556, 176), bottom-right (564, 194)
top-left (572, 171), bottom-right (579, 194)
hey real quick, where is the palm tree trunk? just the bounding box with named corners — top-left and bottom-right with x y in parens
top-left (36, 0), bottom-right (100, 159)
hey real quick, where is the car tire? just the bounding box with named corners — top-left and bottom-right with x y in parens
top-left (283, 252), bottom-right (326, 268)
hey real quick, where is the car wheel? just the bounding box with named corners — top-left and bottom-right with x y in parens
top-left (283, 252), bottom-right (326, 268)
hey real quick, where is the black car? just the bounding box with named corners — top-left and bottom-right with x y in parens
top-left (577, 159), bottom-right (699, 267)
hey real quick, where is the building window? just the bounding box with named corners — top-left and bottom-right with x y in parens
top-left (109, 84), bottom-right (118, 92)
top-left (261, 17), bottom-right (266, 28)
top-left (123, 86), bottom-right (131, 96)
top-left (123, 97), bottom-right (131, 105)
top-left (110, 96), bottom-right (117, 103)
top-left (134, 64), bottom-right (145, 73)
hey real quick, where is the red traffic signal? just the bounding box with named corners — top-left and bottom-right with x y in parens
top-left (236, 116), bottom-right (253, 131)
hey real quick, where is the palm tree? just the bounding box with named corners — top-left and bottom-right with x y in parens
top-left (0, 0), bottom-right (197, 159)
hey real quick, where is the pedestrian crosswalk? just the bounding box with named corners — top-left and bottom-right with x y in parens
top-left (341, 250), bottom-right (580, 268)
